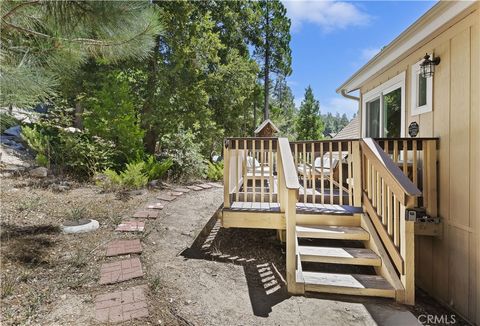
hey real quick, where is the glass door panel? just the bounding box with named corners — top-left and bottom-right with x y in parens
top-left (383, 88), bottom-right (401, 138)
top-left (366, 98), bottom-right (380, 138)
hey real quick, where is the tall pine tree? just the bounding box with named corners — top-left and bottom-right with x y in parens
top-left (252, 0), bottom-right (292, 121)
top-left (296, 86), bottom-right (324, 140)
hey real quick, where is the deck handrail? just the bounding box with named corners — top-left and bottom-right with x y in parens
top-left (278, 138), bottom-right (300, 190)
top-left (359, 137), bottom-right (422, 305)
top-left (360, 138), bottom-right (421, 206)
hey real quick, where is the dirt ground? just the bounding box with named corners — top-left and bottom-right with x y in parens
top-left (0, 176), bottom-right (468, 325)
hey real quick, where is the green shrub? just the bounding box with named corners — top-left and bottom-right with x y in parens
top-left (161, 127), bottom-right (207, 182)
top-left (206, 161), bottom-right (223, 181)
top-left (84, 76), bottom-right (144, 165)
top-left (22, 124), bottom-right (115, 177)
top-left (0, 113), bottom-right (20, 133)
top-left (144, 155), bottom-right (173, 181)
top-left (101, 161), bottom-right (148, 191)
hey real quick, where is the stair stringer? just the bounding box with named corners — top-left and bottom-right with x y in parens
top-left (360, 213), bottom-right (405, 303)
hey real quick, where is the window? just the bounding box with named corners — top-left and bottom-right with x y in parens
top-left (411, 57), bottom-right (433, 115)
top-left (363, 72), bottom-right (405, 138)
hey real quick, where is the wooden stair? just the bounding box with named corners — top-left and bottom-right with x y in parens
top-left (294, 211), bottom-right (399, 299)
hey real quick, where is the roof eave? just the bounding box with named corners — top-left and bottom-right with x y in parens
top-left (336, 0), bottom-right (476, 95)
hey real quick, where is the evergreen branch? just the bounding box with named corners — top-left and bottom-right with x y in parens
top-left (1, 0), bottom-right (40, 20)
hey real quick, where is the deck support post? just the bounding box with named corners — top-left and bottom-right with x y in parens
top-left (352, 141), bottom-right (362, 207)
top-left (223, 141), bottom-right (231, 209)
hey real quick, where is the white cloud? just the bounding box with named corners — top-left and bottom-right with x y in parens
top-left (320, 96), bottom-right (359, 117)
top-left (284, 0), bottom-right (371, 33)
top-left (361, 47), bottom-right (380, 62)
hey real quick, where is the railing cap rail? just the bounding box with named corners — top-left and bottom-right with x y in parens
top-left (278, 138), bottom-right (300, 190)
top-left (361, 138), bottom-right (422, 199)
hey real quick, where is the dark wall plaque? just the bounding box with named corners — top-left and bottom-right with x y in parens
top-left (409, 121), bottom-right (419, 137)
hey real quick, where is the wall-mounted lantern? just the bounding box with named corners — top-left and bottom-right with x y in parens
top-left (420, 53), bottom-right (440, 78)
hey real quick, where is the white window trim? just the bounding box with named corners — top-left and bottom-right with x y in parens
top-left (410, 56), bottom-right (433, 116)
top-left (362, 71), bottom-right (406, 138)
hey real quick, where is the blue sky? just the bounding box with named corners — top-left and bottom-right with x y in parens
top-left (283, 0), bottom-right (436, 118)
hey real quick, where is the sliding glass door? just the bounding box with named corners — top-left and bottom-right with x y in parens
top-left (363, 72), bottom-right (405, 138)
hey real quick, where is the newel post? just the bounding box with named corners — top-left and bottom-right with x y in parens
top-left (223, 140), bottom-right (231, 208)
top-left (400, 198), bottom-right (415, 305)
top-left (352, 140), bottom-right (363, 206)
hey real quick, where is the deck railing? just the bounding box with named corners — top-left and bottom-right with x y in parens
top-left (374, 138), bottom-right (438, 217)
top-left (290, 139), bottom-right (362, 206)
top-left (277, 138), bottom-right (300, 293)
top-left (360, 138), bottom-right (422, 304)
top-left (223, 137), bottom-right (278, 208)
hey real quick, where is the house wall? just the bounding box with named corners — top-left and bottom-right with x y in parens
top-left (359, 5), bottom-right (480, 323)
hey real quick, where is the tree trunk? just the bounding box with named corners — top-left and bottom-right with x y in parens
top-left (263, 3), bottom-right (270, 121)
top-left (74, 101), bottom-right (84, 130)
top-left (141, 35), bottom-right (161, 154)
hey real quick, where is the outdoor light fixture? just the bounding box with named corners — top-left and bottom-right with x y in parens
top-left (420, 53), bottom-right (440, 78)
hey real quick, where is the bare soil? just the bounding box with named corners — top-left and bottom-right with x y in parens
top-left (0, 176), bottom-right (467, 325)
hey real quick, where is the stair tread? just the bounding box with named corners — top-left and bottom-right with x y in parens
top-left (302, 271), bottom-right (393, 290)
top-left (296, 225), bottom-right (369, 240)
top-left (298, 246), bottom-right (379, 260)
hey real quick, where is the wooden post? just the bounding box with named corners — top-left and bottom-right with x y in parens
top-left (425, 140), bottom-right (438, 217)
top-left (352, 141), bottom-right (362, 207)
top-left (223, 141), bottom-right (231, 208)
top-left (400, 199), bottom-right (415, 305)
top-left (286, 189), bottom-right (300, 294)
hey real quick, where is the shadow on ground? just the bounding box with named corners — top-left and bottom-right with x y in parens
top-left (1, 223), bottom-right (59, 266)
top-left (181, 213), bottom-right (290, 317)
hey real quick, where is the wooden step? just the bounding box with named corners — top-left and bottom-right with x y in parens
top-left (298, 246), bottom-right (381, 266)
top-left (302, 271), bottom-right (395, 298)
top-left (296, 225), bottom-right (369, 241)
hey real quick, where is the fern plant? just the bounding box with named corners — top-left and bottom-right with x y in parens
top-left (101, 162), bottom-right (148, 191)
top-left (144, 156), bottom-right (173, 181)
top-left (206, 161), bottom-right (223, 181)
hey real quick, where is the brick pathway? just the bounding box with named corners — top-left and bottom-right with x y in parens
top-left (99, 257), bottom-right (143, 285)
top-left (95, 286), bottom-right (148, 323)
top-left (197, 183), bottom-right (212, 189)
top-left (133, 210), bottom-right (159, 219)
top-left (106, 239), bottom-right (142, 257)
top-left (156, 194), bottom-right (176, 201)
top-left (146, 202), bottom-right (164, 210)
top-left (169, 191), bottom-right (183, 196)
top-left (115, 221), bottom-right (145, 232)
top-left (207, 182), bottom-right (223, 188)
top-left (186, 185), bottom-right (203, 191)
top-left (173, 187), bottom-right (190, 193)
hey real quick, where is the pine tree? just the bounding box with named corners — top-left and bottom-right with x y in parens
top-left (271, 75), bottom-right (296, 138)
top-left (296, 86), bottom-right (324, 140)
top-left (0, 1), bottom-right (161, 107)
top-left (251, 0), bottom-right (292, 121)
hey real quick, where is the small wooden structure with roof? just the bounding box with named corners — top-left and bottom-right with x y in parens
top-left (254, 119), bottom-right (279, 137)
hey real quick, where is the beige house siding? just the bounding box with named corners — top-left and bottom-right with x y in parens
top-left (359, 5), bottom-right (479, 323)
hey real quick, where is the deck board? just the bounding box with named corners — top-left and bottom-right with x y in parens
top-left (227, 202), bottom-right (362, 215)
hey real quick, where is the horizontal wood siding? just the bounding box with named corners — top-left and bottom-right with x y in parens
top-left (359, 6), bottom-right (479, 323)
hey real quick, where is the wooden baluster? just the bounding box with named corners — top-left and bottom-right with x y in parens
top-left (352, 141), bottom-right (362, 207)
top-left (376, 171), bottom-right (381, 215)
top-left (393, 196), bottom-right (400, 246)
top-left (329, 142), bottom-right (333, 204)
top-left (235, 140), bottom-right (239, 203)
top-left (387, 187), bottom-right (393, 236)
top-left (366, 159), bottom-right (371, 199)
top-left (311, 142), bottom-right (316, 204)
top-left (385, 140), bottom-right (389, 157)
top-left (347, 141), bottom-right (353, 206)
top-left (372, 164), bottom-right (377, 208)
top-left (393, 141), bottom-right (399, 164)
top-left (338, 141), bottom-right (343, 205)
top-left (252, 139), bottom-right (256, 203)
top-left (412, 140), bottom-right (418, 206)
top-left (403, 140), bottom-right (408, 178)
top-left (269, 140), bottom-right (273, 203)
top-left (243, 139), bottom-right (247, 203)
top-left (303, 142), bottom-right (307, 204)
top-left (425, 140), bottom-right (438, 217)
top-left (320, 142), bottom-right (324, 204)
top-left (260, 140), bottom-right (264, 204)
top-left (381, 179), bottom-right (387, 225)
